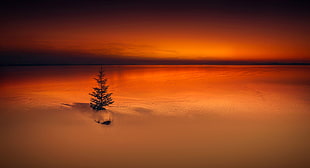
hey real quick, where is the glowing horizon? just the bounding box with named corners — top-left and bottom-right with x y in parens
top-left (0, 0), bottom-right (309, 64)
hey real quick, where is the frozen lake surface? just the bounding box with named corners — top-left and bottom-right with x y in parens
top-left (0, 65), bottom-right (309, 168)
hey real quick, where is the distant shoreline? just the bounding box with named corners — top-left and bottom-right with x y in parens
top-left (1, 63), bottom-right (309, 66)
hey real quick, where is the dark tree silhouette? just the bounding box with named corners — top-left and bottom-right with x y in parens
top-left (89, 66), bottom-right (114, 111)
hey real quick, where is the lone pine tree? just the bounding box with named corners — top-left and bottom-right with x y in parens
top-left (89, 67), bottom-right (114, 111)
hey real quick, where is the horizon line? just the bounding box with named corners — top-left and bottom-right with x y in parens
top-left (1, 63), bottom-right (310, 66)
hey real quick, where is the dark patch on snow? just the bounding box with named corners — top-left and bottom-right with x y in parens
top-left (61, 103), bottom-right (72, 107)
top-left (95, 120), bottom-right (112, 125)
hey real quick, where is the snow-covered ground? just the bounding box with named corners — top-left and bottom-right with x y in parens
top-left (0, 65), bottom-right (309, 168)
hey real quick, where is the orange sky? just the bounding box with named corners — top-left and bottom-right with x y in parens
top-left (0, 0), bottom-right (309, 64)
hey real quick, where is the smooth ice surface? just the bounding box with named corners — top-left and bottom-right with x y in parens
top-left (0, 65), bottom-right (309, 168)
